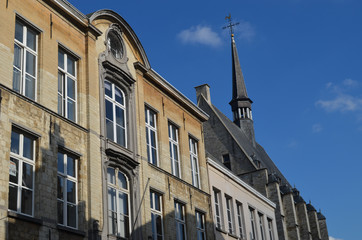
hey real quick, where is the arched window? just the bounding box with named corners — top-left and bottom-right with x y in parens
top-left (107, 167), bottom-right (130, 238)
top-left (105, 80), bottom-right (127, 147)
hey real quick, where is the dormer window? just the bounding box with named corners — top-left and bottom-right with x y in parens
top-left (107, 30), bottom-right (124, 60)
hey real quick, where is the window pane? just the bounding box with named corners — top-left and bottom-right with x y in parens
top-left (21, 188), bottom-right (32, 215)
top-left (155, 214), bottom-right (162, 235)
top-left (26, 28), bottom-right (36, 51)
top-left (105, 81), bottom-right (112, 97)
top-left (149, 112), bottom-right (155, 127)
top-left (58, 94), bottom-right (63, 115)
top-left (57, 152), bottom-right (64, 173)
top-left (13, 68), bottom-right (21, 93)
top-left (150, 131), bottom-right (156, 147)
top-left (8, 185), bottom-right (18, 211)
top-left (108, 187), bottom-right (116, 211)
top-left (23, 135), bottom-right (34, 160)
top-left (13, 44), bottom-right (22, 69)
top-left (106, 119), bottom-right (114, 141)
top-left (67, 156), bottom-right (75, 177)
top-left (67, 204), bottom-right (77, 228)
top-left (108, 211), bottom-right (117, 235)
top-left (58, 50), bottom-right (64, 69)
top-left (119, 214), bottom-right (129, 238)
top-left (22, 162), bottom-right (33, 188)
top-left (25, 51), bottom-right (36, 76)
top-left (10, 131), bottom-right (20, 154)
top-left (118, 172), bottom-right (127, 190)
top-left (67, 180), bottom-right (76, 203)
top-left (115, 87), bottom-right (124, 105)
top-left (67, 99), bottom-right (75, 121)
top-left (15, 21), bottom-right (23, 42)
top-left (57, 176), bottom-right (64, 199)
top-left (118, 192), bottom-right (128, 215)
top-left (67, 55), bottom-right (75, 76)
top-left (9, 158), bottom-right (19, 184)
top-left (116, 126), bottom-right (126, 147)
top-left (154, 193), bottom-right (160, 211)
top-left (145, 109), bottom-right (148, 123)
top-left (24, 74), bottom-right (35, 100)
top-left (67, 77), bottom-right (75, 100)
top-left (107, 167), bottom-right (115, 184)
top-left (57, 201), bottom-right (64, 224)
top-left (105, 100), bottom-right (113, 121)
top-left (115, 106), bottom-right (125, 127)
top-left (152, 148), bottom-right (157, 165)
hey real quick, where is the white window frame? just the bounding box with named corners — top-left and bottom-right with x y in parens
top-left (258, 213), bottom-right (266, 240)
top-left (169, 123), bottom-right (181, 177)
top-left (196, 210), bottom-right (206, 240)
top-left (13, 20), bottom-right (38, 100)
top-left (175, 201), bottom-right (186, 240)
top-left (107, 167), bottom-right (131, 238)
top-left (189, 137), bottom-right (200, 188)
top-left (58, 48), bottom-right (77, 122)
top-left (236, 201), bottom-right (245, 239)
top-left (105, 80), bottom-right (127, 147)
top-left (145, 107), bottom-right (158, 166)
top-left (150, 190), bottom-right (163, 240)
top-left (267, 218), bottom-right (275, 240)
top-left (213, 189), bottom-right (223, 230)
top-left (225, 195), bottom-right (235, 235)
top-left (57, 151), bottom-right (78, 229)
top-left (249, 208), bottom-right (257, 240)
top-left (9, 130), bottom-right (36, 217)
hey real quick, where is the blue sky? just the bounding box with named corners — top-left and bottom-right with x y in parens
top-left (73, 0), bottom-right (362, 239)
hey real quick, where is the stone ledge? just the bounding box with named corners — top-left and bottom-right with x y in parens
top-left (7, 211), bottom-right (43, 225)
top-left (57, 225), bottom-right (86, 236)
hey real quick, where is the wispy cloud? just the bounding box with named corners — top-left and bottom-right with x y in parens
top-left (177, 25), bottom-right (222, 47)
top-left (312, 123), bottom-right (323, 133)
top-left (329, 236), bottom-right (343, 240)
top-left (316, 79), bottom-right (362, 113)
top-left (234, 20), bottom-right (255, 41)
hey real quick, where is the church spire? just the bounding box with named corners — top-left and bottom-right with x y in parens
top-left (224, 15), bottom-right (255, 145)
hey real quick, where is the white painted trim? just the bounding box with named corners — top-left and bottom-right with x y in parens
top-left (207, 158), bottom-right (276, 208)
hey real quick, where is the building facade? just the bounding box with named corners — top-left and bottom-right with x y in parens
top-left (0, 0), bottom-right (213, 239)
top-left (195, 34), bottom-right (329, 240)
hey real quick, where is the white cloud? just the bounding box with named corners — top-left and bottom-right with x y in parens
top-left (234, 20), bottom-right (255, 41)
top-left (312, 123), bottom-right (323, 133)
top-left (316, 94), bottom-right (362, 112)
top-left (177, 25), bottom-right (222, 47)
top-left (329, 236), bottom-right (343, 240)
top-left (343, 78), bottom-right (358, 87)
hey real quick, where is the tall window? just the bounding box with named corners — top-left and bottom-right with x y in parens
top-left (13, 20), bottom-right (38, 100)
top-left (169, 123), bottom-right (180, 177)
top-left (189, 137), bottom-right (200, 188)
top-left (105, 80), bottom-right (126, 147)
top-left (58, 49), bottom-right (77, 122)
top-left (236, 202), bottom-right (245, 239)
top-left (57, 151), bottom-right (78, 228)
top-left (175, 201), bottom-right (186, 240)
top-left (107, 167), bottom-right (130, 238)
top-left (249, 208), bottom-right (257, 240)
top-left (145, 107), bottom-right (158, 165)
top-left (222, 154), bottom-right (231, 170)
top-left (150, 190), bottom-right (163, 240)
top-left (213, 189), bottom-right (222, 229)
top-left (225, 196), bottom-right (234, 234)
top-left (258, 213), bottom-right (266, 240)
top-left (196, 210), bottom-right (206, 240)
top-left (9, 129), bottom-right (35, 216)
top-left (267, 218), bottom-right (274, 240)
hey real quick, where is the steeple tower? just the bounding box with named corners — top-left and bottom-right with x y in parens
top-left (224, 15), bottom-right (255, 145)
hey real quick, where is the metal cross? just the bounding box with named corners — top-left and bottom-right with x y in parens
top-left (223, 14), bottom-right (239, 37)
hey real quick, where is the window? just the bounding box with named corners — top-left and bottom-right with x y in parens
top-left (150, 191), bottom-right (163, 240)
top-left (105, 80), bottom-right (126, 147)
top-left (189, 137), bottom-right (200, 188)
top-left (57, 151), bottom-right (78, 228)
top-left (196, 211), bottom-right (206, 240)
top-left (213, 189), bottom-right (222, 229)
top-left (236, 202), bottom-right (245, 239)
top-left (258, 213), bottom-right (265, 240)
top-left (107, 167), bottom-right (130, 238)
top-left (9, 129), bottom-right (35, 216)
top-left (169, 123), bottom-right (180, 177)
top-left (175, 201), bottom-right (186, 240)
top-left (13, 20), bottom-right (38, 100)
top-left (222, 154), bottom-right (231, 170)
top-left (267, 218), bottom-right (274, 240)
top-left (225, 196), bottom-right (234, 234)
top-left (145, 107), bottom-right (158, 165)
top-left (58, 49), bottom-right (77, 121)
top-left (249, 208), bottom-right (257, 240)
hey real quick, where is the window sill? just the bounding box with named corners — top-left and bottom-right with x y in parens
top-left (215, 226), bottom-right (228, 234)
top-left (7, 211), bottom-right (43, 225)
top-left (228, 232), bottom-right (239, 239)
top-left (57, 225), bottom-right (86, 236)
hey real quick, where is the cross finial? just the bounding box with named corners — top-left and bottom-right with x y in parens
top-left (223, 13), bottom-right (239, 38)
